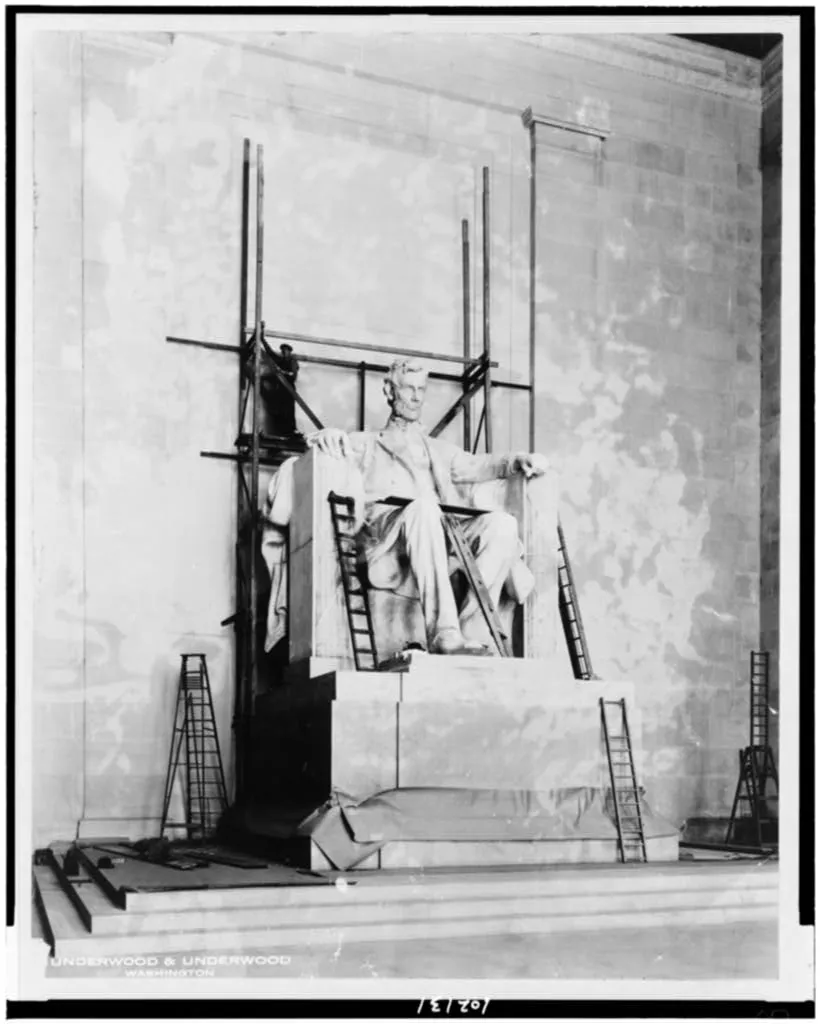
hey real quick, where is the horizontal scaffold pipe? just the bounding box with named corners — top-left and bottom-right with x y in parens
top-left (258, 327), bottom-right (497, 368)
top-left (166, 333), bottom-right (529, 390)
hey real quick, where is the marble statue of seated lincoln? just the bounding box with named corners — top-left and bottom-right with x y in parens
top-left (301, 357), bottom-right (549, 656)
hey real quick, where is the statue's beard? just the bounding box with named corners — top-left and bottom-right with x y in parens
top-left (390, 401), bottom-right (422, 423)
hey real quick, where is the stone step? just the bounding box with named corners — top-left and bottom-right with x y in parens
top-left (35, 860), bottom-right (779, 958)
top-left (78, 878), bottom-right (778, 937)
top-left (44, 897), bottom-right (778, 958)
top-left (36, 861), bottom-right (777, 929)
top-left (72, 860), bottom-right (777, 913)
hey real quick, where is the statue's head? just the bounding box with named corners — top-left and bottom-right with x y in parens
top-left (383, 358), bottom-right (428, 423)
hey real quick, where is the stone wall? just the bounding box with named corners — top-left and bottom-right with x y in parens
top-left (29, 30), bottom-right (765, 843)
top-left (526, 44), bottom-right (764, 824)
top-left (760, 43), bottom-right (782, 752)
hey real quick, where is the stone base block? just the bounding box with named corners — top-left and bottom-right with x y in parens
top-left (245, 658), bottom-right (667, 870)
top-left (251, 660), bottom-right (640, 812)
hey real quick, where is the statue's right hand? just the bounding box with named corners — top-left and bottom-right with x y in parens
top-left (306, 427), bottom-right (352, 459)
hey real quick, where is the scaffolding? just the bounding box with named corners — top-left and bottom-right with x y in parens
top-left (167, 139), bottom-right (536, 802)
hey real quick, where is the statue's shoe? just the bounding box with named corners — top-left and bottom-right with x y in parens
top-left (430, 628), bottom-right (489, 656)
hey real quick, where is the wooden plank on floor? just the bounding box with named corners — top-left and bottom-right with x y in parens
top-left (31, 873), bottom-right (55, 955)
top-left (83, 845), bottom-right (328, 898)
top-left (33, 868), bottom-right (91, 942)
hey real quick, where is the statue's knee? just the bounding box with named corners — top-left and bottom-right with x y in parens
top-left (486, 510), bottom-right (519, 542)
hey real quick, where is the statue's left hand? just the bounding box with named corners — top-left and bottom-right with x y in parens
top-left (518, 453), bottom-right (549, 479)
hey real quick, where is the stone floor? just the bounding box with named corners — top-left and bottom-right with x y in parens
top-left (210, 920), bottom-right (778, 979)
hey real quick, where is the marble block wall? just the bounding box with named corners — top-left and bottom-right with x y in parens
top-left (30, 32), bottom-right (239, 845)
top-left (526, 42), bottom-right (766, 823)
top-left (28, 29), bottom-right (771, 842)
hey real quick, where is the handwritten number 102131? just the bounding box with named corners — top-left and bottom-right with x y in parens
top-left (418, 1000), bottom-right (490, 1015)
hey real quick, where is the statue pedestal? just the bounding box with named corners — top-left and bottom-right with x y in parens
top-left (245, 451), bottom-right (677, 870)
top-left (246, 656), bottom-right (679, 869)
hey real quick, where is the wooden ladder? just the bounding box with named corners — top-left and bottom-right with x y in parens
top-left (600, 697), bottom-right (647, 863)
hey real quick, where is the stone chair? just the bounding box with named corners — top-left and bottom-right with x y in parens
top-left (279, 448), bottom-right (562, 679)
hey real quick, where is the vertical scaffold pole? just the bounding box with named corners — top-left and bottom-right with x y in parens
top-left (238, 139), bottom-right (250, 425)
top-left (527, 121), bottom-right (536, 451)
top-left (233, 139), bottom-right (251, 802)
top-left (461, 218), bottom-right (472, 452)
top-left (245, 144), bottom-right (264, 796)
top-left (481, 166), bottom-right (493, 453)
top-left (358, 362), bottom-right (366, 431)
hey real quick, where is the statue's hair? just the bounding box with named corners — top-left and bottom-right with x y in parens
top-left (383, 358), bottom-right (428, 402)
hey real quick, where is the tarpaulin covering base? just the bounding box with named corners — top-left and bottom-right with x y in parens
top-left (241, 787), bottom-right (679, 871)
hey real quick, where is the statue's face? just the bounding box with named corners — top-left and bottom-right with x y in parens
top-left (389, 371), bottom-right (427, 422)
